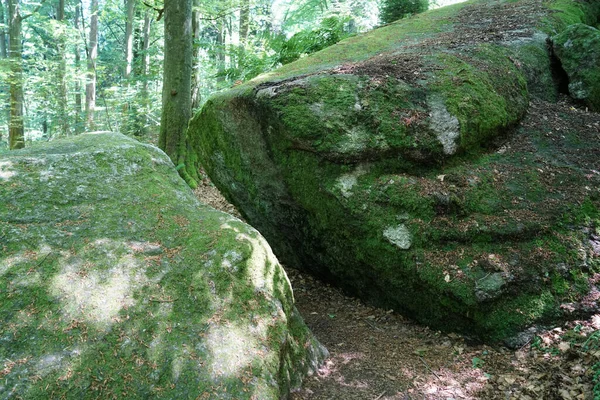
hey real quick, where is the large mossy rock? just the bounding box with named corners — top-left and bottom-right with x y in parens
top-left (552, 23), bottom-right (600, 111)
top-left (189, 0), bottom-right (600, 342)
top-left (0, 133), bottom-right (326, 399)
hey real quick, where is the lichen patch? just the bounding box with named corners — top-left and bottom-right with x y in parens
top-left (383, 224), bottom-right (413, 250)
top-left (428, 97), bottom-right (460, 155)
top-left (336, 164), bottom-right (370, 198)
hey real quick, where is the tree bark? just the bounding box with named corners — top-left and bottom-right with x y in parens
top-left (56, 0), bottom-right (69, 135)
top-left (86, 0), bottom-right (98, 130)
top-left (0, 1), bottom-right (7, 58)
top-left (141, 9), bottom-right (150, 91)
top-left (159, 0), bottom-right (193, 184)
top-left (0, 0), bottom-right (8, 144)
top-left (215, 17), bottom-right (225, 84)
top-left (74, 3), bottom-right (83, 133)
top-left (237, 0), bottom-right (250, 74)
top-left (239, 0), bottom-right (250, 48)
top-left (7, 0), bottom-right (24, 149)
top-left (124, 0), bottom-right (135, 79)
top-left (191, 0), bottom-right (201, 110)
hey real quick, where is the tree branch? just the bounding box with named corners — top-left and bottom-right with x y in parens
top-left (142, 1), bottom-right (164, 21)
top-left (21, 0), bottom-right (48, 21)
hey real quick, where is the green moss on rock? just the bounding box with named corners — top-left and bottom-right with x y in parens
top-left (552, 23), bottom-right (600, 111)
top-left (189, 0), bottom-right (600, 342)
top-left (0, 133), bottom-right (326, 399)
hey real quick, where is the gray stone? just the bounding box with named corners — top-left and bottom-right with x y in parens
top-left (0, 133), bottom-right (326, 399)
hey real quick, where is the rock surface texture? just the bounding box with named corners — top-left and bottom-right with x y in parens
top-left (553, 23), bottom-right (600, 111)
top-left (0, 133), bottom-right (326, 399)
top-left (189, 0), bottom-right (600, 342)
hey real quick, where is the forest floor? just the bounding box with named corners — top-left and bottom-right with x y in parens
top-left (194, 185), bottom-right (600, 400)
top-left (192, 96), bottom-right (600, 399)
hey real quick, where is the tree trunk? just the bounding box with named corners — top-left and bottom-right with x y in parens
top-left (191, 0), bottom-right (201, 110)
top-left (141, 9), bottom-right (151, 92)
top-left (56, 0), bottom-right (69, 135)
top-left (239, 0), bottom-right (250, 48)
top-left (7, 0), bottom-right (24, 149)
top-left (0, 1), bottom-right (7, 58)
top-left (86, 0), bottom-right (98, 130)
top-left (0, 0), bottom-right (8, 144)
top-left (216, 17), bottom-right (225, 84)
top-left (74, 3), bottom-right (82, 133)
top-left (124, 0), bottom-right (134, 79)
top-left (132, 8), bottom-right (151, 136)
top-left (159, 0), bottom-right (193, 184)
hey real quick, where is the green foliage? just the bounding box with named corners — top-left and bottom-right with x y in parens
top-left (471, 357), bottom-right (485, 369)
top-left (272, 16), bottom-right (356, 65)
top-left (0, 0), bottom-right (379, 144)
top-left (379, 0), bottom-right (429, 24)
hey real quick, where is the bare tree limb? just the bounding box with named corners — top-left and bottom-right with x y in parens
top-left (142, 1), bottom-right (164, 21)
top-left (21, 0), bottom-right (48, 21)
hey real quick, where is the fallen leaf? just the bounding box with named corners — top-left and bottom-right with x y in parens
top-left (558, 342), bottom-right (570, 352)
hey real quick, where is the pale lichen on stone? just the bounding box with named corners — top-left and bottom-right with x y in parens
top-left (335, 164), bottom-right (369, 198)
top-left (383, 224), bottom-right (412, 250)
top-left (428, 96), bottom-right (460, 155)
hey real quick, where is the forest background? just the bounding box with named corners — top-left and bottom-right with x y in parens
top-left (0, 0), bottom-right (460, 149)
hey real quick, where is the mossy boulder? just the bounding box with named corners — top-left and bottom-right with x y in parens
top-left (188, 0), bottom-right (600, 342)
top-left (552, 23), bottom-right (600, 111)
top-left (0, 133), bottom-right (326, 399)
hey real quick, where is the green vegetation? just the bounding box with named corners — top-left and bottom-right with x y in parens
top-left (379, 0), bottom-right (429, 24)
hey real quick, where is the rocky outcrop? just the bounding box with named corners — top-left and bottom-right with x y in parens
top-left (552, 23), bottom-right (600, 111)
top-left (0, 133), bottom-right (326, 399)
top-left (189, 0), bottom-right (600, 341)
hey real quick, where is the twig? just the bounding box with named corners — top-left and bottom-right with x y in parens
top-left (142, 1), bottom-right (164, 21)
top-left (21, 0), bottom-right (48, 21)
top-left (374, 391), bottom-right (386, 400)
top-left (519, 337), bottom-right (533, 350)
top-left (36, 252), bottom-right (53, 268)
top-left (419, 356), bottom-right (441, 380)
top-left (363, 318), bottom-right (383, 332)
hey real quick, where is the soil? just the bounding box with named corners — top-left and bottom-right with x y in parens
top-left (193, 95), bottom-right (600, 399)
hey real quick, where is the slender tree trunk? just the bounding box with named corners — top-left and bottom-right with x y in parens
top-left (0, 0), bottom-right (8, 144)
top-left (191, 0), bottom-right (201, 110)
top-left (74, 4), bottom-right (83, 133)
top-left (56, 0), bottom-right (69, 135)
top-left (141, 10), bottom-right (150, 93)
top-left (0, 1), bottom-right (6, 58)
top-left (239, 0), bottom-right (250, 46)
top-left (239, 0), bottom-right (250, 67)
top-left (85, 0), bottom-right (98, 130)
top-left (7, 0), bottom-right (24, 149)
top-left (129, 8), bottom-right (151, 137)
top-left (124, 0), bottom-right (134, 79)
top-left (159, 0), bottom-right (192, 181)
top-left (216, 18), bottom-right (225, 84)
